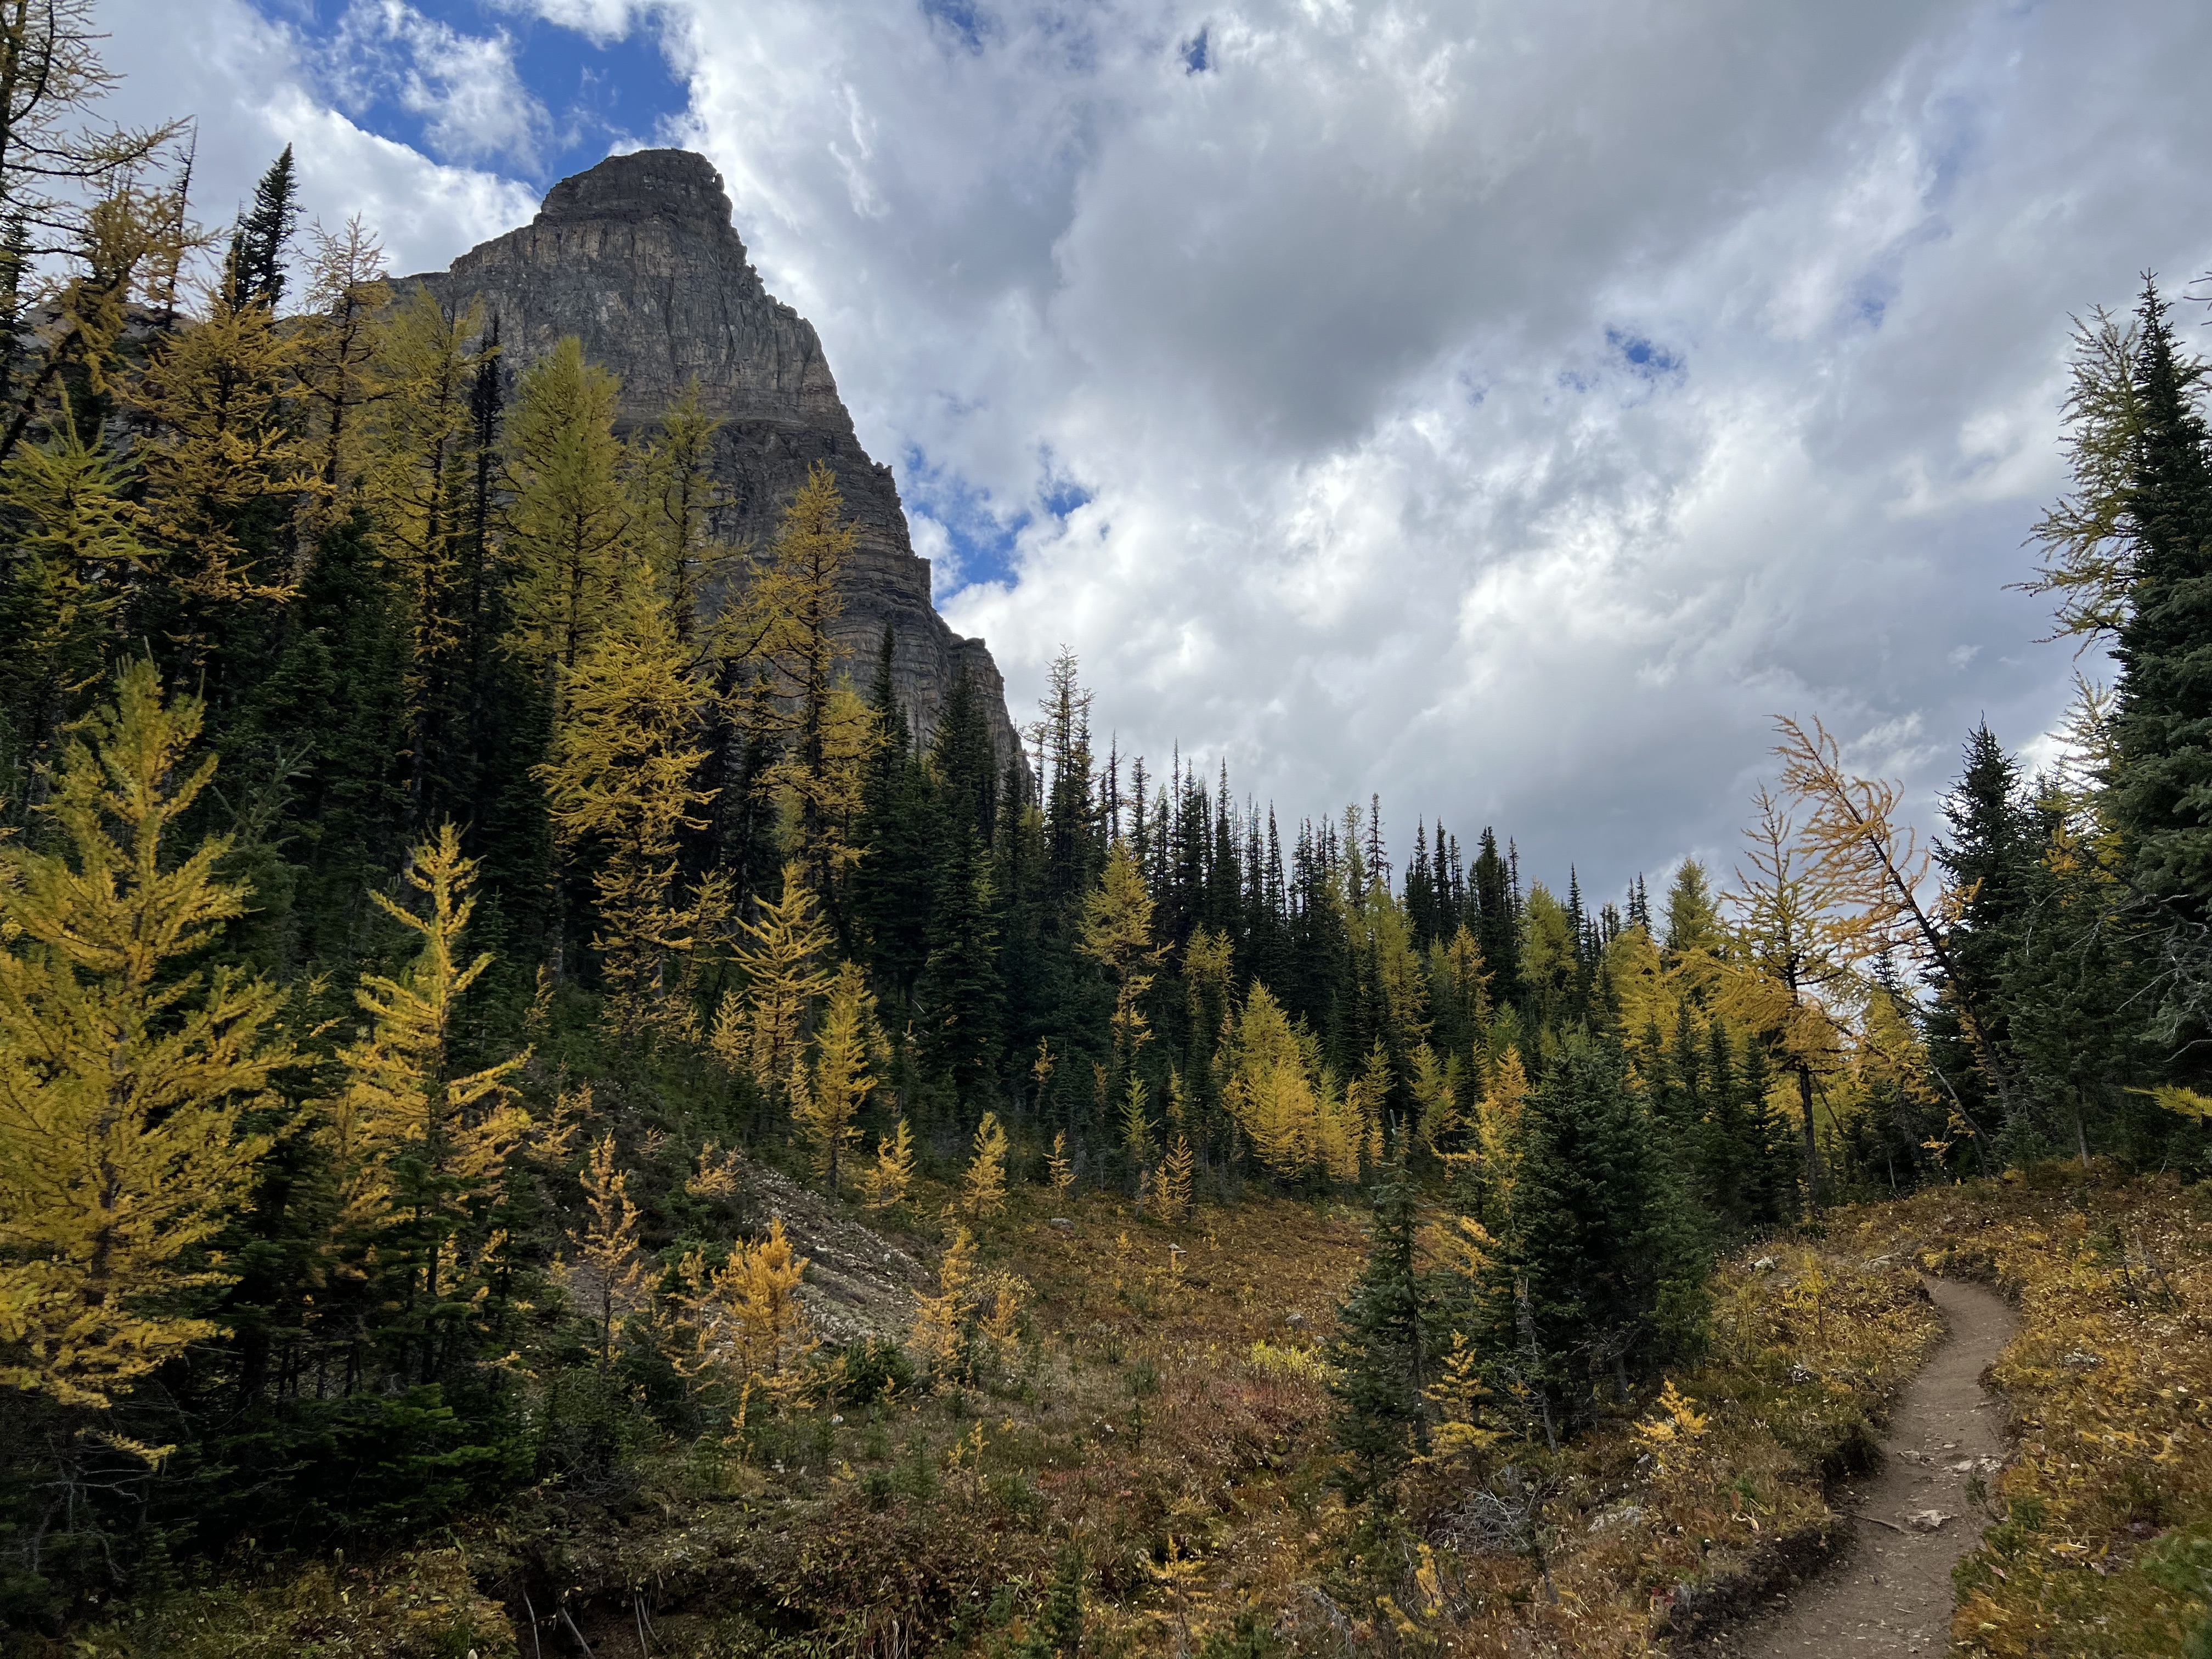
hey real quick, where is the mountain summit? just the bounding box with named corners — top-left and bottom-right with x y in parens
top-left (403, 148), bottom-right (1026, 775)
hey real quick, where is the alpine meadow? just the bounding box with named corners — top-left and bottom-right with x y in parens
top-left (5, 5), bottom-right (2212, 1658)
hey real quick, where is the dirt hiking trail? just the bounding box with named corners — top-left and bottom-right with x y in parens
top-left (1706, 1277), bottom-right (2019, 1659)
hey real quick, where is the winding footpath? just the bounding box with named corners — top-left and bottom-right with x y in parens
top-left (1713, 1278), bottom-right (2019, 1659)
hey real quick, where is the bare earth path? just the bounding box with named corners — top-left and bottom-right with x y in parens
top-left (1708, 1277), bottom-right (2019, 1659)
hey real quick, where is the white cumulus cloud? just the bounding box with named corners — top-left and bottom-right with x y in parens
top-left (95, 0), bottom-right (2212, 893)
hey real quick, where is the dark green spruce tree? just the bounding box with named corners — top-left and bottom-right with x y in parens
top-left (1328, 1138), bottom-right (1429, 1504)
top-left (2113, 281), bottom-right (2212, 918)
top-left (1488, 1036), bottom-right (1705, 1428)
top-left (854, 628), bottom-right (939, 1009)
top-left (223, 145), bottom-right (299, 313)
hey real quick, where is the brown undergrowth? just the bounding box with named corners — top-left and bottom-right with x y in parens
top-left (1838, 1161), bottom-right (2212, 1659)
top-left (59, 1186), bottom-right (1951, 1659)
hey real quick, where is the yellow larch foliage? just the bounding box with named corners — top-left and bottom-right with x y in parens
top-left (672, 1216), bottom-right (815, 1417)
top-left (686, 1137), bottom-right (745, 1200)
top-left (1221, 981), bottom-right (1377, 1184)
top-left (1632, 1378), bottom-right (1709, 1483)
top-left (1408, 1041), bottom-right (1461, 1156)
top-left (972, 1267), bottom-right (1029, 1383)
top-left (136, 279), bottom-right (313, 623)
top-left (909, 1224), bottom-right (976, 1379)
top-left (504, 335), bottom-right (629, 670)
top-left (905, 1221), bottom-right (1028, 1390)
top-left (325, 823), bottom-right (533, 1255)
top-left (858, 1118), bottom-right (915, 1211)
top-left (792, 961), bottom-right (877, 1195)
top-left (1603, 921), bottom-right (1668, 1058)
top-left (1080, 841), bottom-right (1165, 1072)
top-left (558, 1132), bottom-right (647, 1369)
top-left (1158, 1132), bottom-right (1195, 1222)
top-left (2138, 1083), bottom-right (2212, 1122)
top-left (1716, 786), bottom-right (1871, 1208)
top-left (1469, 1046), bottom-right (1530, 1211)
top-left (538, 581), bottom-right (716, 1037)
top-left (1317, 1068), bottom-right (1376, 1185)
top-left (1418, 1330), bottom-right (1502, 1466)
top-left (726, 462), bottom-right (873, 894)
top-left (1119, 1075), bottom-right (1155, 1172)
top-left (0, 413), bottom-right (155, 762)
top-left (1519, 882), bottom-right (1581, 1032)
top-left (1046, 1130), bottom-right (1075, 1199)
top-left (295, 215), bottom-right (390, 506)
top-left (1426, 921), bottom-right (1491, 1036)
top-left (0, 663), bottom-right (284, 1426)
top-left (362, 283), bottom-right (487, 727)
top-left (710, 863), bottom-right (832, 1093)
top-left (629, 377), bottom-right (735, 638)
top-left (1222, 982), bottom-right (1321, 1177)
top-left (961, 1111), bottom-right (1010, 1220)
top-left (1351, 874), bottom-right (1431, 1047)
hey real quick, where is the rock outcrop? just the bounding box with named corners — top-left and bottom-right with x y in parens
top-left (400, 148), bottom-right (1026, 777)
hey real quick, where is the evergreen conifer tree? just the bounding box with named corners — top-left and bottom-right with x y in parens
top-left (2111, 281), bottom-right (2212, 917)
top-left (222, 146), bottom-right (297, 314)
top-left (1327, 1138), bottom-right (1429, 1503)
top-left (926, 825), bottom-right (1003, 1113)
top-left (852, 629), bottom-right (936, 1005)
top-left (1489, 1036), bottom-right (1703, 1427)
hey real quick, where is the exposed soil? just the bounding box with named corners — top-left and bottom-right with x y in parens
top-left (743, 1161), bottom-right (931, 1347)
top-left (1702, 1277), bottom-right (2018, 1658)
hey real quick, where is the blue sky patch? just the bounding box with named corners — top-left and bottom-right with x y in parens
top-left (902, 447), bottom-right (1028, 592)
top-left (1182, 27), bottom-right (1211, 74)
top-left (1850, 269), bottom-right (1900, 331)
top-left (921, 0), bottom-right (991, 54)
top-left (902, 449), bottom-right (1091, 595)
top-left (1605, 326), bottom-right (1683, 379)
top-left (1041, 478), bottom-right (1093, 518)
top-left (247, 0), bottom-right (690, 186)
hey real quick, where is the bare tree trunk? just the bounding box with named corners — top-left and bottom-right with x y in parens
top-left (1797, 1064), bottom-right (1822, 1217)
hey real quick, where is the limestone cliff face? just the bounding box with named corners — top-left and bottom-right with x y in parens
top-left (400, 148), bottom-right (1026, 779)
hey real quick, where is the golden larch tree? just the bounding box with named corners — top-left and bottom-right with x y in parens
top-left (672, 1218), bottom-right (815, 1422)
top-left (858, 1118), bottom-right (915, 1211)
top-left (1222, 983), bottom-right (1323, 1180)
top-left (559, 1132), bottom-right (648, 1370)
top-left (505, 334), bottom-right (628, 670)
top-left (792, 960), bottom-right (877, 1195)
top-left (630, 377), bottom-right (735, 642)
top-left (136, 278), bottom-right (314, 632)
top-left (1716, 786), bottom-right (1870, 1214)
top-left (1080, 840), bottom-right (1165, 1077)
top-left (295, 215), bottom-right (390, 504)
top-left (324, 823), bottom-right (534, 1287)
top-left (363, 282), bottom-right (488, 757)
top-left (961, 1111), bottom-right (1010, 1220)
top-left (711, 863), bottom-right (833, 1092)
top-left (538, 582), bottom-right (718, 1037)
top-left (726, 461), bottom-right (873, 901)
top-left (0, 662), bottom-right (284, 1428)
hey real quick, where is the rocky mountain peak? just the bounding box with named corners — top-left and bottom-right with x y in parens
top-left (537, 147), bottom-right (736, 233)
top-left (403, 150), bottom-right (1029, 782)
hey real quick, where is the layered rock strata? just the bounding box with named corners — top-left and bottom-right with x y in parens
top-left (400, 148), bottom-right (1026, 776)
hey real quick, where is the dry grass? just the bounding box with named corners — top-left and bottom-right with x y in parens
top-left (58, 1182), bottom-right (1975, 1659)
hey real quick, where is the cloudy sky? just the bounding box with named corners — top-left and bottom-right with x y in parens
top-left (103, 0), bottom-right (2212, 899)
